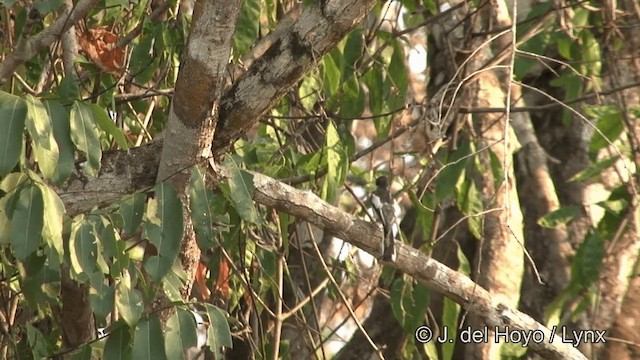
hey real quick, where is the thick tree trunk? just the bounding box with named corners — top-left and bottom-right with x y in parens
top-left (153, 0), bottom-right (242, 318)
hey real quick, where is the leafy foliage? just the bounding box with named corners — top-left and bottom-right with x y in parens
top-left (0, 0), bottom-right (637, 359)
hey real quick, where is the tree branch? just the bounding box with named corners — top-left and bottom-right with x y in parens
top-left (0, 0), bottom-right (100, 83)
top-left (213, 164), bottom-right (587, 360)
top-left (211, 0), bottom-right (377, 154)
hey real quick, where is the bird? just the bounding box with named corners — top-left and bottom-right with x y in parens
top-left (370, 176), bottom-right (398, 262)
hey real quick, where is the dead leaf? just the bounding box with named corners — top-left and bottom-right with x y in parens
top-left (77, 26), bottom-right (125, 76)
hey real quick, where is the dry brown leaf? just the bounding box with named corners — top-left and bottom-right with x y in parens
top-left (77, 26), bottom-right (125, 76)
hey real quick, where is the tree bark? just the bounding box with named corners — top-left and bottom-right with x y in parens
top-left (153, 0), bottom-right (242, 317)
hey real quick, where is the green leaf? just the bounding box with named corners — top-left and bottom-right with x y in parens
top-left (456, 242), bottom-right (471, 276)
top-left (69, 216), bottom-right (98, 277)
top-left (586, 105), bottom-right (624, 153)
top-left (165, 308), bottom-right (198, 360)
top-left (408, 191), bottom-right (434, 243)
top-left (71, 345), bottom-right (93, 360)
top-left (321, 120), bottom-right (347, 203)
top-left (189, 166), bottom-right (229, 249)
top-left (537, 206), bottom-right (581, 228)
top-left (390, 278), bottom-right (430, 334)
top-left (571, 230), bottom-right (605, 289)
top-left (0, 195), bottom-right (13, 244)
top-left (225, 159), bottom-right (259, 223)
top-left (339, 75), bottom-right (365, 118)
top-left (438, 143), bottom-right (471, 202)
top-left (569, 156), bottom-right (619, 182)
top-left (0, 173), bottom-right (28, 244)
top-left (33, 0), bottom-right (62, 15)
top-left (25, 95), bottom-right (60, 180)
top-left (203, 304), bottom-right (232, 357)
top-left (386, 42), bottom-right (408, 110)
top-left (35, 183), bottom-right (65, 257)
top-left (26, 324), bottom-right (50, 358)
top-left (132, 317), bottom-right (167, 360)
top-left (70, 100), bottom-right (102, 176)
top-left (44, 100), bottom-right (75, 184)
top-left (119, 193), bottom-right (146, 235)
top-left (343, 29), bottom-right (363, 70)
top-left (442, 297), bottom-right (461, 360)
top-left (143, 183), bottom-right (183, 282)
top-left (104, 324), bottom-right (132, 360)
top-left (233, 0), bottom-right (260, 58)
top-left (0, 91), bottom-right (27, 177)
top-left (102, 225), bottom-right (130, 277)
top-left (298, 74), bottom-right (320, 112)
top-left (21, 247), bottom-right (61, 306)
top-left (364, 67), bottom-right (386, 132)
top-left (11, 184), bottom-right (44, 260)
top-left (322, 55), bottom-right (341, 97)
top-left (456, 177), bottom-right (483, 239)
top-left (162, 266), bottom-right (188, 302)
top-left (89, 103), bottom-right (130, 149)
top-left (89, 271), bottom-right (115, 320)
top-left (116, 271), bottom-right (144, 327)
top-left (130, 32), bottom-right (158, 84)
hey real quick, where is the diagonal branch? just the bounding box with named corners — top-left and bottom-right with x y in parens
top-left (0, 0), bottom-right (100, 83)
top-left (213, 164), bottom-right (587, 360)
top-left (211, 0), bottom-right (377, 154)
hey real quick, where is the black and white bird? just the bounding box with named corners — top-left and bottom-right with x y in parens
top-left (370, 176), bottom-right (398, 262)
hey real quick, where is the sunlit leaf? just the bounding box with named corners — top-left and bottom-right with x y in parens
top-left (569, 156), bottom-right (619, 182)
top-left (586, 105), bottom-right (624, 153)
top-left (89, 103), bottom-right (130, 149)
top-left (24, 95), bottom-right (59, 180)
top-left (69, 216), bottom-right (98, 277)
top-left (442, 297), bottom-right (461, 360)
top-left (35, 183), bottom-right (65, 257)
top-left (143, 183), bottom-right (183, 282)
top-left (116, 271), bottom-right (144, 327)
top-left (0, 91), bottom-right (27, 177)
top-left (322, 55), bottom-right (341, 97)
top-left (321, 120), bottom-right (347, 203)
top-left (537, 206), bottom-right (581, 228)
top-left (298, 74), bottom-right (320, 112)
top-left (70, 101), bottom-right (102, 176)
top-left (11, 184), bottom-right (44, 260)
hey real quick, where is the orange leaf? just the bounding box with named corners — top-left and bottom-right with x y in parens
top-left (78, 27), bottom-right (125, 76)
